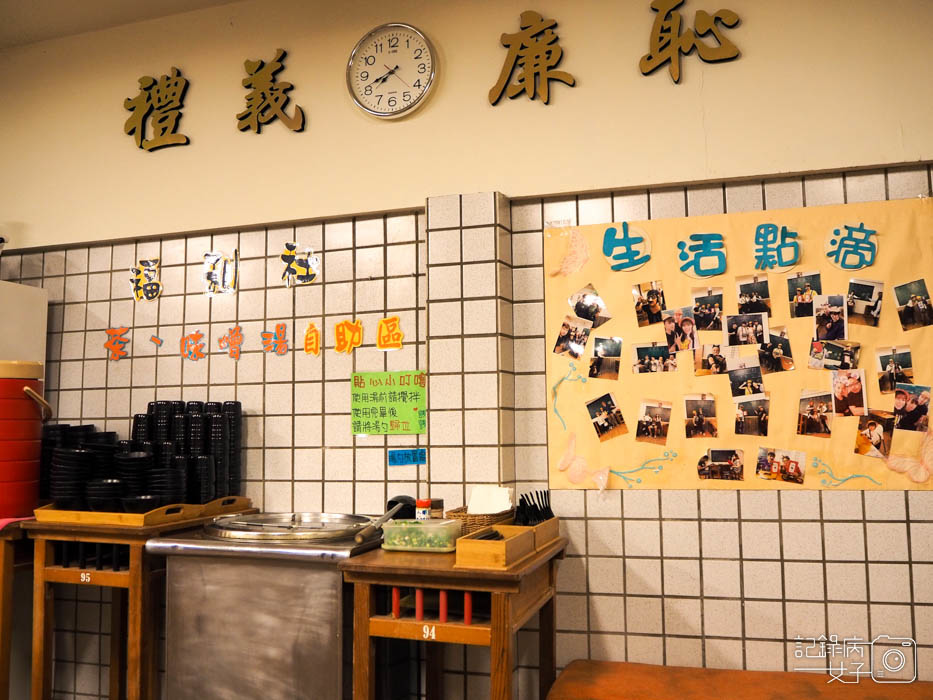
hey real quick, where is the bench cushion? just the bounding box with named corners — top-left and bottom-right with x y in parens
top-left (548, 660), bottom-right (932, 700)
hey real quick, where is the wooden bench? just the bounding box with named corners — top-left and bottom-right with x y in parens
top-left (547, 660), bottom-right (933, 699)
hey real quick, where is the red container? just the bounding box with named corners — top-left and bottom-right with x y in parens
top-left (0, 481), bottom-right (38, 518)
top-left (0, 362), bottom-right (45, 518)
top-left (0, 398), bottom-right (42, 420)
top-left (0, 378), bottom-right (41, 399)
top-left (0, 460), bottom-right (40, 482)
top-left (0, 440), bottom-right (41, 462)
top-left (0, 419), bottom-right (42, 441)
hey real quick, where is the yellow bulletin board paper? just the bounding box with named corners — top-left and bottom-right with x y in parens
top-left (544, 198), bottom-right (933, 491)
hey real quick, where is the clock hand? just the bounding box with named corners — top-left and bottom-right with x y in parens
top-left (382, 64), bottom-right (410, 88)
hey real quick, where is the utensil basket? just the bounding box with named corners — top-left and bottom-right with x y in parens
top-left (444, 505), bottom-right (514, 535)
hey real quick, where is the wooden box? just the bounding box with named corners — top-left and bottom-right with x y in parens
top-left (454, 524), bottom-right (535, 570)
top-left (528, 516), bottom-right (560, 551)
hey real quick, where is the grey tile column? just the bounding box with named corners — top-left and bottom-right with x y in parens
top-left (426, 192), bottom-right (515, 508)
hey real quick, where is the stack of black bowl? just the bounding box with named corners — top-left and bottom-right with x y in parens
top-left (193, 455), bottom-right (216, 504)
top-left (131, 413), bottom-right (150, 446)
top-left (115, 451), bottom-right (152, 499)
top-left (64, 424), bottom-right (95, 448)
top-left (208, 413), bottom-right (229, 498)
top-left (49, 448), bottom-right (93, 510)
top-left (40, 424), bottom-right (71, 499)
top-left (223, 401), bottom-right (242, 496)
top-left (149, 441), bottom-right (186, 505)
top-left (85, 479), bottom-right (123, 512)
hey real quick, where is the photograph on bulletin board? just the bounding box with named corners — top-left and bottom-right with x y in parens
top-left (544, 198), bottom-right (933, 491)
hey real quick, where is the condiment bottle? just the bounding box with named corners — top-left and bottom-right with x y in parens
top-left (415, 498), bottom-right (431, 520)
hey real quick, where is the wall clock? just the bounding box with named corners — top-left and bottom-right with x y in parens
top-left (346, 23), bottom-right (436, 118)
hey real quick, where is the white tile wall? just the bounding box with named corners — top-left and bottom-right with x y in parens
top-left (4, 164), bottom-right (933, 699)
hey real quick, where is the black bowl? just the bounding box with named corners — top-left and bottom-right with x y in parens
top-left (122, 495), bottom-right (160, 514)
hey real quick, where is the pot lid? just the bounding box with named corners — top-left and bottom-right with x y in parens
top-left (204, 512), bottom-right (373, 542)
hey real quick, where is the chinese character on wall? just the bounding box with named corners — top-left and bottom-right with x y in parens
top-left (489, 10), bottom-right (575, 105)
top-left (639, 0), bottom-right (741, 84)
top-left (204, 249), bottom-right (239, 296)
top-left (130, 258), bottom-right (163, 300)
top-left (123, 67), bottom-right (191, 151)
top-left (280, 242), bottom-right (320, 287)
top-left (237, 49), bottom-right (305, 133)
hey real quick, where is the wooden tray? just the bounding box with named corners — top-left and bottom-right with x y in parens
top-left (454, 524), bottom-right (535, 570)
top-left (200, 496), bottom-right (252, 517)
top-left (35, 502), bottom-right (203, 527)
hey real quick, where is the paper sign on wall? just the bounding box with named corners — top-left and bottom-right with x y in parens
top-left (351, 371), bottom-right (426, 436)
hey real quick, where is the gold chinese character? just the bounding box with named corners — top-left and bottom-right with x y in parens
top-left (237, 49), bottom-right (305, 133)
top-left (489, 11), bottom-right (575, 105)
top-left (639, 0), bottom-right (740, 84)
top-left (123, 67), bottom-right (190, 151)
top-left (334, 320), bottom-right (363, 354)
top-left (376, 316), bottom-right (404, 351)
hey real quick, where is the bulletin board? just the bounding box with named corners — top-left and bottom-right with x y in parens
top-left (544, 197), bottom-right (933, 490)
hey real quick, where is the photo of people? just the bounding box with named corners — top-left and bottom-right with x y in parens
top-left (691, 287), bottom-right (723, 331)
top-left (847, 278), bottom-right (884, 327)
top-left (809, 340), bottom-right (860, 370)
top-left (589, 336), bottom-right (622, 380)
top-left (684, 394), bottom-right (718, 438)
top-left (698, 449), bottom-right (744, 480)
top-left (569, 283), bottom-right (611, 328)
top-left (758, 326), bottom-right (794, 374)
top-left (893, 279), bottom-right (932, 331)
top-left (632, 343), bottom-right (677, 373)
top-left (553, 314), bottom-right (593, 360)
top-left (894, 383), bottom-right (931, 433)
top-left (727, 357), bottom-right (765, 401)
top-left (636, 400), bottom-right (672, 445)
top-left (735, 396), bottom-right (770, 436)
top-left (736, 276), bottom-right (772, 316)
top-left (798, 390), bottom-right (833, 437)
top-left (585, 393), bottom-right (628, 442)
top-left (813, 294), bottom-right (847, 341)
top-left (831, 369), bottom-right (867, 416)
top-left (876, 346), bottom-right (913, 393)
top-left (755, 447), bottom-right (806, 484)
top-left (723, 312), bottom-right (768, 346)
top-left (854, 409), bottom-right (895, 459)
top-left (661, 306), bottom-right (699, 352)
top-left (632, 281), bottom-right (666, 327)
top-left (786, 271), bottom-right (821, 318)
top-left (693, 343), bottom-right (737, 376)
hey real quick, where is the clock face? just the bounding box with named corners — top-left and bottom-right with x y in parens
top-left (347, 23), bottom-right (436, 118)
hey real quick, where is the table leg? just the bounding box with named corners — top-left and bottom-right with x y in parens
top-left (0, 540), bottom-right (14, 700)
top-left (146, 568), bottom-right (164, 700)
top-left (352, 583), bottom-right (375, 700)
top-left (126, 545), bottom-right (151, 700)
top-left (110, 588), bottom-right (127, 700)
top-left (538, 595), bottom-right (556, 699)
top-left (490, 592), bottom-right (513, 700)
top-left (425, 641), bottom-right (444, 700)
top-left (30, 540), bottom-right (53, 700)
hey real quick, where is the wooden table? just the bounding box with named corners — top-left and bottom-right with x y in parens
top-left (22, 510), bottom-right (255, 700)
top-left (339, 537), bottom-right (566, 700)
top-left (0, 521), bottom-right (28, 700)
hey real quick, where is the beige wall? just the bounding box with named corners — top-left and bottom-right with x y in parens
top-left (2, 0), bottom-right (931, 251)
